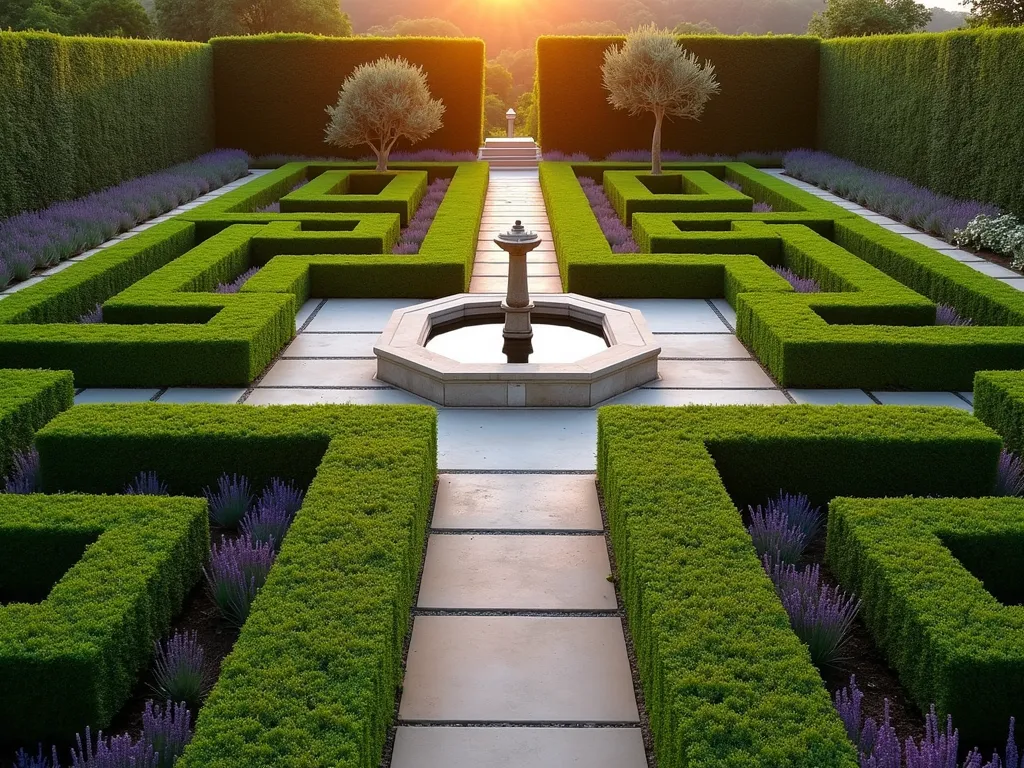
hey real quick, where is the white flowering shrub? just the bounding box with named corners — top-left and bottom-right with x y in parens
top-left (954, 214), bottom-right (1024, 270)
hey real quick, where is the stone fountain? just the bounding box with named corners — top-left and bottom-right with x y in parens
top-left (374, 221), bottom-right (660, 407)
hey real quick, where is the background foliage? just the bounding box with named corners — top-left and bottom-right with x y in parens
top-left (210, 35), bottom-right (484, 157)
top-left (818, 27), bottom-right (1024, 216)
top-left (537, 35), bottom-right (819, 158)
top-left (0, 31), bottom-right (214, 220)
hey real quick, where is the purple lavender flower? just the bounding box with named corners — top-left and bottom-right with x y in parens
top-left (240, 503), bottom-right (293, 550)
top-left (784, 150), bottom-right (999, 240)
top-left (203, 473), bottom-right (253, 528)
top-left (142, 700), bottom-right (193, 768)
top-left (752, 201), bottom-right (774, 213)
top-left (613, 240), bottom-right (641, 253)
top-left (766, 558), bottom-right (859, 667)
top-left (259, 477), bottom-right (305, 516)
top-left (4, 447), bottom-right (40, 494)
top-left (773, 266), bottom-right (821, 293)
top-left (0, 150), bottom-right (248, 288)
top-left (725, 180), bottom-right (743, 192)
top-left (13, 746), bottom-right (60, 768)
top-left (936, 304), bottom-right (973, 327)
top-left (754, 491), bottom-right (823, 540)
top-left (392, 242), bottom-right (421, 255)
top-left (125, 471), bottom-right (169, 496)
top-left (605, 149), bottom-right (650, 162)
top-left (78, 304), bottom-right (104, 324)
top-left (214, 266), bottom-right (260, 295)
top-left (542, 151), bottom-right (592, 162)
top-left (995, 449), bottom-right (1024, 497)
top-left (205, 537), bottom-right (276, 626)
top-left (68, 727), bottom-right (159, 768)
top-left (151, 631), bottom-right (213, 708)
top-left (389, 149), bottom-right (476, 162)
top-left (748, 506), bottom-right (808, 564)
top-left (577, 175), bottom-right (641, 252)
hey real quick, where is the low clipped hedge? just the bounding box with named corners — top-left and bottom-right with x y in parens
top-left (536, 35), bottom-right (819, 158)
top-left (281, 170), bottom-right (427, 226)
top-left (819, 28), bottom-right (1024, 216)
top-left (210, 35), bottom-right (484, 157)
top-left (0, 369), bottom-right (74, 478)
top-left (597, 404), bottom-right (998, 767)
top-left (36, 402), bottom-right (437, 766)
top-left (0, 31), bottom-right (214, 219)
top-left (0, 493), bottom-right (208, 742)
top-left (827, 496), bottom-right (1024, 747)
top-left (0, 222), bottom-right (295, 387)
top-left (974, 370), bottom-right (1024, 454)
top-left (604, 170), bottom-right (750, 225)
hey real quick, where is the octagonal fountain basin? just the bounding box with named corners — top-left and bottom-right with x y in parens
top-left (374, 294), bottom-right (661, 407)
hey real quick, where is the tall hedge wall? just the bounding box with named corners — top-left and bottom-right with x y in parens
top-left (819, 28), bottom-right (1024, 216)
top-left (536, 36), bottom-right (820, 159)
top-left (210, 35), bottom-right (485, 158)
top-left (0, 32), bottom-right (215, 220)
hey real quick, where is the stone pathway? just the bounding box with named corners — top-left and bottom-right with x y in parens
top-left (470, 169), bottom-right (562, 294)
top-left (389, 473), bottom-right (648, 768)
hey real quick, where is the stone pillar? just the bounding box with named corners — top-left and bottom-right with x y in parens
top-left (494, 221), bottom-right (542, 351)
top-left (506, 108), bottom-right (517, 138)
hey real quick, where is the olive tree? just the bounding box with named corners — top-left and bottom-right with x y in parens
top-left (324, 56), bottom-right (445, 172)
top-left (601, 24), bottom-right (720, 175)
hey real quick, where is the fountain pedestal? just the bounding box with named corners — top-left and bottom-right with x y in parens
top-left (495, 220), bottom-right (542, 364)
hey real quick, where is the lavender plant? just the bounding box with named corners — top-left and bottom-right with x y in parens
top-left (203, 473), bottom-right (254, 528)
top-left (259, 477), bottom-right (305, 516)
top-left (0, 150), bottom-right (248, 289)
top-left (784, 150), bottom-right (999, 240)
top-left (13, 746), bottom-right (60, 768)
top-left (205, 537), bottom-right (276, 626)
top-left (766, 558), bottom-right (860, 668)
top-left (936, 304), bottom-right (974, 327)
top-left (142, 700), bottom-right (193, 768)
top-left (125, 471), bottom-right (169, 496)
top-left (577, 175), bottom-right (641, 253)
top-left (78, 304), bottom-right (104, 324)
top-left (68, 728), bottom-right (159, 768)
top-left (753, 201), bottom-right (774, 213)
top-left (240, 503), bottom-right (293, 550)
top-left (392, 177), bottom-right (451, 254)
top-left (995, 449), bottom-right (1024, 497)
top-left (4, 447), bottom-right (41, 494)
top-left (543, 150), bottom-right (593, 162)
top-left (213, 266), bottom-right (260, 294)
top-left (151, 631), bottom-right (214, 708)
top-left (773, 266), bottom-right (821, 293)
top-left (748, 507), bottom-right (807, 563)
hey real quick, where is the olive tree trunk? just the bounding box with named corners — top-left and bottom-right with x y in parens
top-left (651, 108), bottom-right (664, 175)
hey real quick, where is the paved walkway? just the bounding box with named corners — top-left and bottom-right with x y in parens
top-left (469, 169), bottom-right (562, 294)
top-left (390, 472), bottom-right (647, 768)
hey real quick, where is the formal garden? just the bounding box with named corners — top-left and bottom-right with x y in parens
top-left (2, 19), bottom-right (1024, 768)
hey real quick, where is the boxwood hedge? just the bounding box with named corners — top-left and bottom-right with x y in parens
top-left (36, 402), bottom-right (437, 767)
top-left (826, 495), bottom-right (1024, 747)
top-left (597, 404), bottom-right (999, 767)
top-left (0, 369), bottom-right (73, 478)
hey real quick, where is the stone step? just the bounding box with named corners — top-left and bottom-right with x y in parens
top-left (480, 147), bottom-right (541, 157)
top-left (484, 137), bottom-right (539, 149)
top-left (482, 158), bottom-right (541, 169)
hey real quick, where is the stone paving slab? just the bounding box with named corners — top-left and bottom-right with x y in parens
top-left (433, 474), bottom-right (603, 531)
top-left (399, 616), bottom-right (639, 723)
top-left (295, 298), bottom-right (321, 329)
top-left (966, 260), bottom-right (1020, 278)
top-left (75, 389), bottom-right (160, 404)
top-left (999, 278), bottom-right (1024, 291)
top-left (652, 360), bottom-right (776, 389)
top-left (158, 388), bottom-right (245, 404)
top-left (390, 726), bottom-right (648, 768)
top-left (474, 262), bottom-right (562, 278)
top-left (282, 333), bottom-right (376, 358)
top-left (417, 534), bottom-right (616, 611)
top-left (257, 358), bottom-right (383, 388)
top-left (303, 299), bottom-right (419, 332)
top-left (655, 333), bottom-right (751, 359)
top-left (871, 391), bottom-right (972, 410)
top-left (616, 299), bottom-right (729, 333)
top-left (470, 276), bottom-right (563, 294)
top-left (245, 387), bottom-right (430, 406)
top-left (437, 410), bottom-right (597, 471)
top-left (605, 388), bottom-right (790, 406)
top-left (473, 251), bottom-right (559, 264)
top-left (788, 389), bottom-right (876, 405)
top-left (710, 298), bottom-right (737, 328)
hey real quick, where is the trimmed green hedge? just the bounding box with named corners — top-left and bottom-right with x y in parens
top-left (0, 369), bottom-right (74, 478)
top-left (280, 170), bottom-right (428, 226)
top-left (0, 493), bottom-right (209, 742)
top-left (597, 404), bottom-right (999, 767)
top-left (826, 496), bottom-right (1024, 747)
top-left (0, 31), bottom-right (214, 219)
top-left (210, 35), bottom-right (485, 158)
top-left (819, 28), bottom-right (1024, 216)
top-left (604, 170), bottom-right (751, 225)
top-left (973, 370), bottom-right (1024, 454)
top-left (536, 35), bottom-right (820, 158)
top-left (36, 402), bottom-right (437, 767)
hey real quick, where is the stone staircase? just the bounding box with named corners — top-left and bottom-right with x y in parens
top-left (478, 137), bottom-right (542, 169)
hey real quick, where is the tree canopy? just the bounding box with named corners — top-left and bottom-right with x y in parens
top-left (965, 0), bottom-right (1024, 26)
top-left (807, 0), bottom-right (932, 37)
top-left (155, 0), bottom-right (351, 40)
top-left (364, 15), bottom-right (464, 37)
top-left (1, 0), bottom-right (152, 36)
